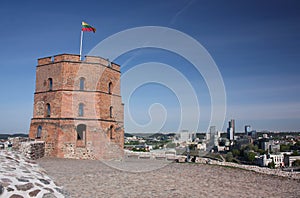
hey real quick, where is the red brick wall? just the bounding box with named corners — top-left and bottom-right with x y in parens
top-left (29, 54), bottom-right (124, 160)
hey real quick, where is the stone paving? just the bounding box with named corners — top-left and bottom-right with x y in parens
top-left (0, 150), bottom-right (69, 198)
top-left (1, 149), bottom-right (300, 197)
top-left (38, 157), bottom-right (300, 198)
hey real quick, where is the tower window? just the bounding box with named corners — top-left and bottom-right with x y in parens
top-left (109, 125), bottom-right (114, 139)
top-left (77, 124), bottom-right (86, 140)
top-left (46, 103), bottom-right (51, 117)
top-left (78, 103), bottom-right (84, 117)
top-left (48, 78), bottom-right (53, 91)
top-left (80, 77), bottom-right (85, 90)
top-left (108, 82), bottom-right (112, 94)
top-left (109, 106), bottom-right (113, 118)
top-left (37, 126), bottom-right (42, 139)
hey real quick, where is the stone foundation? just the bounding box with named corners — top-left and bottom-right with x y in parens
top-left (19, 141), bottom-right (45, 160)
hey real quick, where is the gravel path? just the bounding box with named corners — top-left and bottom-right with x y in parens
top-left (37, 158), bottom-right (300, 198)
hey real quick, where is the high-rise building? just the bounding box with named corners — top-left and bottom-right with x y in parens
top-left (227, 119), bottom-right (235, 141)
top-left (245, 125), bottom-right (251, 135)
top-left (209, 126), bottom-right (218, 146)
top-left (29, 54), bottom-right (124, 160)
top-left (250, 130), bottom-right (257, 139)
top-left (209, 126), bottom-right (216, 137)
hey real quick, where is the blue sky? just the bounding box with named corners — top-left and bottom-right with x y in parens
top-left (0, 0), bottom-right (299, 133)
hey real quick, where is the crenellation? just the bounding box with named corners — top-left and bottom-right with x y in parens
top-left (37, 56), bottom-right (52, 65)
top-left (54, 54), bottom-right (80, 62)
top-left (111, 62), bottom-right (120, 71)
top-left (84, 55), bottom-right (104, 63)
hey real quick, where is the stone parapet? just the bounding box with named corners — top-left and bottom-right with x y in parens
top-left (196, 157), bottom-right (300, 180)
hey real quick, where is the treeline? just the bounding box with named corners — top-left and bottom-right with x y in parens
top-left (0, 133), bottom-right (28, 140)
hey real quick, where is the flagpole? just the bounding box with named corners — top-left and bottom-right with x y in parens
top-left (79, 30), bottom-right (83, 60)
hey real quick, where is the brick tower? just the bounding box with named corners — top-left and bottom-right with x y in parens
top-left (29, 54), bottom-right (124, 160)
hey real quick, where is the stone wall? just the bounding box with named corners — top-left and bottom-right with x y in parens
top-left (9, 137), bottom-right (30, 151)
top-left (19, 141), bottom-right (45, 160)
top-left (195, 157), bottom-right (300, 180)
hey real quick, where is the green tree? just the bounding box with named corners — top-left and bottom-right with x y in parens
top-left (291, 150), bottom-right (299, 156)
top-left (280, 144), bottom-right (291, 152)
top-left (166, 142), bottom-right (177, 148)
top-left (225, 152), bottom-right (233, 162)
top-left (232, 149), bottom-right (240, 157)
top-left (268, 160), bottom-right (276, 169)
top-left (246, 152), bottom-right (256, 162)
top-left (257, 149), bottom-right (266, 155)
top-left (292, 159), bottom-right (300, 166)
top-left (253, 145), bottom-right (259, 152)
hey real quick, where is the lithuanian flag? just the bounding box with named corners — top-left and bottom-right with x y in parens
top-left (82, 21), bottom-right (96, 33)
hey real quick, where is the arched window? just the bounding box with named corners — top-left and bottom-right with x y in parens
top-left (78, 103), bottom-right (84, 117)
top-left (79, 77), bottom-right (85, 90)
top-left (48, 78), bottom-right (53, 91)
top-left (108, 82), bottom-right (112, 94)
top-left (109, 106), bottom-right (113, 118)
top-left (46, 103), bottom-right (51, 117)
top-left (109, 125), bottom-right (114, 139)
top-left (37, 126), bottom-right (42, 139)
top-left (76, 124), bottom-right (86, 140)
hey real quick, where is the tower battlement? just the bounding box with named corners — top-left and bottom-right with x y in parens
top-left (37, 54), bottom-right (120, 71)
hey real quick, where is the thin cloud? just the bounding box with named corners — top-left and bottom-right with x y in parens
top-left (168, 0), bottom-right (195, 26)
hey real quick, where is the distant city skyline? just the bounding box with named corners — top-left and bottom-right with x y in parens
top-left (0, 0), bottom-right (300, 133)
